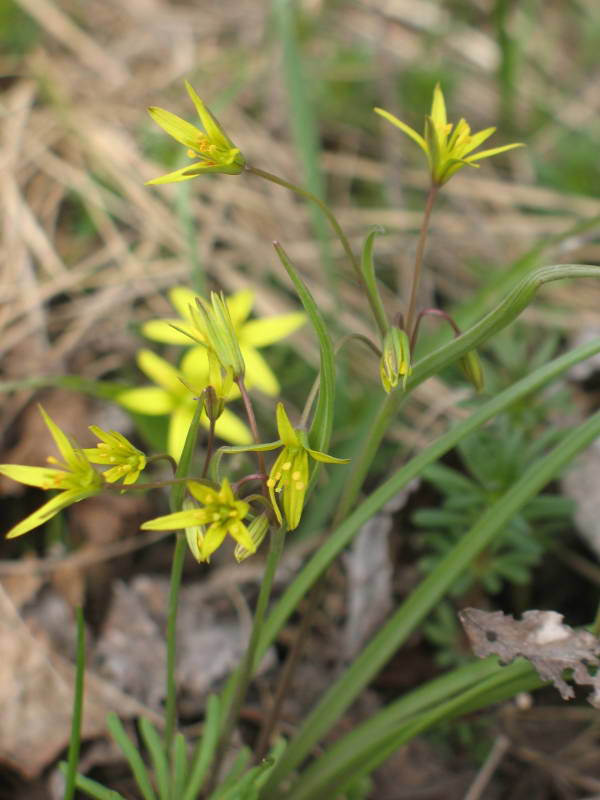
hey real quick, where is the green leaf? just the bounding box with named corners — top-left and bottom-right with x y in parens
top-left (360, 228), bottom-right (389, 338)
top-left (183, 694), bottom-right (221, 800)
top-left (106, 713), bottom-right (157, 800)
top-left (58, 764), bottom-right (125, 800)
top-left (64, 606), bottom-right (86, 800)
top-left (139, 718), bottom-right (170, 800)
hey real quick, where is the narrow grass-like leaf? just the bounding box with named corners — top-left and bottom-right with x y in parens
top-left (360, 228), bottom-right (389, 338)
top-left (139, 718), bottom-right (170, 800)
top-left (106, 713), bottom-right (157, 800)
top-left (273, 242), bottom-right (335, 454)
top-left (172, 733), bottom-right (188, 799)
top-left (58, 764), bottom-right (125, 799)
top-left (208, 747), bottom-right (252, 798)
top-left (183, 694), bottom-right (221, 800)
top-left (262, 407), bottom-right (600, 792)
top-left (63, 606), bottom-right (86, 800)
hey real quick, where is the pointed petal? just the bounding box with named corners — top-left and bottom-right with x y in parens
top-left (184, 82), bottom-right (236, 151)
top-left (141, 509), bottom-right (203, 531)
top-left (306, 448), bottom-right (350, 464)
top-left (0, 464), bottom-right (65, 488)
top-left (146, 162), bottom-right (212, 185)
top-left (460, 126), bottom-right (496, 155)
top-left (430, 83), bottom-right (447, 127)
top-left (226, 289), bottom-right (254, 327)
top-left (141, 319), bottom-right (197, 345)
top-left (39, 406), bottom-right (77, 465)
top-left (180, 347), bottom-right (210, 386)
top-left (169, 402), bottom-right (196, 460)
top-left (374, 108), bottom-right (428, 153)
top-left (5, 490), bottom-right (85, 539)
top-left (169, 286), bottom-right (198, 321)
top-left (200, 523), bottom-right (229, 560)
top-left (240, 346), bottom-right (279, 396)
top-left (147, 106), bottom-right (202, 149)
top-left (213, 408), bottom-right (252, 446)
top-left (275, 403), bottom-right (301, 447)
top-left (188, 481), bottom-right (220, 504)
top-left (226, 520), bottom-right (256, 554)
top-left (283, 451), bottom-right (308, 530)
top-left (241, 312), bottom-right (306, 347)
top-left (466, 142), bottom-right (525, 162)
top-left (118, 387), bottom-right (176, 415)
top-left (137, 350), bottom-right (183, 395)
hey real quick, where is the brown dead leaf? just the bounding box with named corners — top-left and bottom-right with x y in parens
top-left (459, 608), bottom-right (600, 708)
top-left (0, 583), bottom-right (159, 779)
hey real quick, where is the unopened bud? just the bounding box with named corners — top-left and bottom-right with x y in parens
top-left (459, 350), bottom-right (484, 392)
top-left (380, 326), bottom-right (411, 393)
top-left (234, 514), bottom-right (269, 562)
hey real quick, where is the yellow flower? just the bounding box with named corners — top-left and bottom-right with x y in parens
top-left (82, 427), bottom-right (147, 485)
top-left (141, 287), bottom-right (306, 397)
top-left (141, 478), bottom-right (256, 562)
top-left (0, 407), bottom-right (103, 539)
top-left (375, 83), bottom-right (524, 186)
top-left (146, 81), bottom-right (245, 184)
top-left (254, 403), bottom-right (349, 530)
top-left (117, 349), bottom-right (251, 460)
top-left (380, 326), bottom-right (412, 393)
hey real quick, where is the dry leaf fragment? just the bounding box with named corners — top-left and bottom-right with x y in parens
top-left (459, 608), bottom-right (600, 708)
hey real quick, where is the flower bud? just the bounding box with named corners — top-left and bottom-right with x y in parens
top-left (459, 350), bottom-right (484, 392)
top-left (194, 292), bottom-right (245, 379)
top-left (234, 513), bottom-right (269, 562)
top-left (380, 326), bottom-right (411, 393)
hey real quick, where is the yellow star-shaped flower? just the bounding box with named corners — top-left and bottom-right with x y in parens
top-left (0, 407), bottom-right (103, 538)
top-left (146, 81), bottom-right (245, 184)
top-left (375, 83), bottom-right (523, 186)
top-left (117, 349), bottom-right (251, 460)
top-left (141, 287), bottom-right (305, 397)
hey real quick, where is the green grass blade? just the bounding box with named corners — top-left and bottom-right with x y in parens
top-left (139, 718), bottom-right (170, 800)
top-left (58, 764), bottom-right (126, 800)
top-left (262, 406), bottom-right (600, 792)
top-left (63, 606), bottom-right (86, 800)
top-left (106, 713), bottom-right (157, 800)
top-left (273, 242), bottom-right (335, 453)
top-left (172, 733), bottom-right (189, 799)
top-left (208, 747), bottom-right (252, 798)
top-left (360, 228), bottom-right (389, 338)
top-left (182, 694), bottom-right (221, 800)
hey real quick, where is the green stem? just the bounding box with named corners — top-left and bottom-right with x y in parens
top-left (208, 526), bottom-right (286, 788)
top-left (405, 184), bottom-right (438, 337)
top-left (64, 607), bottom-right (85, 800)
top-left (248, 165), bottom-right (386, 337)
top-left (164, 400), bottom-right (204, 754)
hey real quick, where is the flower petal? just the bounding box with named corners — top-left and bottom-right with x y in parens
top-left (39, 406), bottom-right (77, 467)
top-left (118, 387), bottom-right (176, 415)
top-left (138, 350), bottom-right (184, 395)
top-left (306, 448), bottom-right (350, 464)
top-left (184, 81), bottom-right (236, 151)
top-left (146, 162), bottom-right (213, 185)
top-left (465, 142), bottom-right (525, 162)
top-left (241, 346), bottom-right (280, 396)
top-left (226, 289), bottom-right (254, 328)
top-left (169, 286), bottom-right (198, 321)
top-left (0, 464), bottom-right (65, 488)
top-left (141, 319), bottom-right (197, 345)
top-left (199, 523), bottom-right (228, 561)
top-left (5, 490), bottom-right (87, 539)
top-left (188, 481), bottom-right (220, 504)
top-left (180, 346), bottom-right (211, 386)
top-left (214, 408), bottom-right (252, 446)
top-left (374, 108), bottom-right (428, 154)
top-left (430, 83), bottom-right (447, 128)
top-left (240, 312), bottom-right (306, 347)
top-left (169, 402), bottom-right (196, 461)
top-left (142, 509), bottom-right (203, 531)
top-left (226, 520), bottom-right (256, 554)
top-left (275, 403), bottom-right (301, 447)
top-left (147, 106), bottom-right (202, 149)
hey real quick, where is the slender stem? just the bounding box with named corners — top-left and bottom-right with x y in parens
top-left (64, 606), bottom-right (85, 800)
top-left (405, 185), bottom-right (439, 338)
top-left (237, 376), bottom-right (267, 482)
top-left (164, 532), bottom-right (187, 752)
top-left (411, 307), bottom-right (461, 351)
top-left (246, 165), bottom-right (360, 279)
top-left (207, 526), bottom-right (286, 789)
top-left (202, 418), bottom-right (216, 478)
top-left (146, 453), bottom-right (178, 474)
